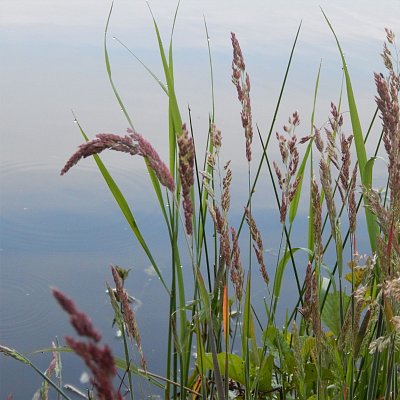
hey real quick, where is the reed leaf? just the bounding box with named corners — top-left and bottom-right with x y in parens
top-left (74, 119), bottom-right (169, 293)
top-left (289, 61), bottom-right (321, 225)
top-left (0, 346), bottom-right (72, 400)
top-left (322, 9), bottom-right (378, 253)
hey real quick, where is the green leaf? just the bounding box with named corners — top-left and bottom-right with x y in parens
top-left (104, 2), bottom-right (135, 131)
top-left (256, 354), bottom-right (274, 391)
top-left (195, 267), bottom-right (210, 313)
top-left (242, 273), bottom-right (258, 365)
top-left (320, 283), bottom-right (350, 336)
top-left (74, 120), bottom-right (169, 293)
top-left (203, 353), bottom-right (245, 386)
top-left (289, 61), bottom-right (322, 225)
top-left (0, 346), bottom-right (72, 399)
top-left (274, 247), bottom-right (313, 299)
top-left (201, 352), bottom-right (273, 392)
top-left (322, 9), bottom-right (378, 253)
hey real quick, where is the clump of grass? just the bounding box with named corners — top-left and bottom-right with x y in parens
top-left (1, 5), bottom-right (399, 400)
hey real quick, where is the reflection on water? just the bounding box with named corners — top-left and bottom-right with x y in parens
top-left (0, 161), bottom-right (172, 398)
top-left (1, 0), bottom-right (396, 397)
top-left (0, 267), bottom-right (54, 340)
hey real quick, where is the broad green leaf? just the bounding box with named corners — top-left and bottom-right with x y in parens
top-left (203, 353), bottom-right (245, 386)
top-left (201, 352), bottom-right (273, 392)
top-left (256, 354), bottom-right (274, 392)
top-left (321, 290), bottom-right (350, 336)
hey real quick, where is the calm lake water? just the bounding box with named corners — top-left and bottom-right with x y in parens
top-left (1, 0), bottom-right (398, 398)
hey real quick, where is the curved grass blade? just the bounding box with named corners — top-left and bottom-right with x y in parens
top-left (74, 119), bottom-right (169, 293)
top-left (204, 16), bottom-right (215, 119)
top-left (104, 2), bottom-right (135, 131)
top-left (146, 2), bottom-right (182, 171)
top-left (111, 36), bottom-right (168, 95)
top-left (322, 9), bottom-right (378, 252)
top-left (105, 4), bottom-right (171, 234)
top-left (0, 345), bottom-right (72, 400)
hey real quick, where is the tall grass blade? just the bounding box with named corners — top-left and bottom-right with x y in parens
top-left (273, 247), bottom-right (312, 300)
top-left (322, 9), bottom-right (378, 252)
top-left (111, 36), bottom-right (168, 95)
top-left (0, 346), bottom-right (72, 400)
top-left (104, 2), bottom-right (135, 131)
top-left (290, 61), bottom-right (321, 225)
top-left (74, 119), bottom-right (169, 293)
top-left (147, 2), bottom-right (182, 172)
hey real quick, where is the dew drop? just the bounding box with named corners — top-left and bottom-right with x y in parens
top-left (73, 119), bottom-right (77, 124)
top-left (80, 372), bottom-right (90, 384)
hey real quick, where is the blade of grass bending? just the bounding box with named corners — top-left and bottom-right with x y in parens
top-left (237, 20), bottom-right (302, 238)
top-left (167, 0), bottom-right (180, 172)
top-left (0, 346), bottom-right (72, 400)
top-left (147, 3), bottom-right (182, 171)
top-left (195, 19), bottom-right (216, 278)
top-left (204, 16), bottom-right (215, 119)
top-left (322, 9), bottom-right (378, 253)
top-left (104, 2), bottom-right (135, 131)
top-left (115, 357), bottom-right (199, 392)
top-left (168, 0), bottom-right (181, 70)
top-left (105, 6), bottom-right (171, 231)
top-left (146, 162), bottom-right (172, 237)
top-left (289, 60), bottom-right (322, 225)
top-left (74, 119), bottom-right (169, 293)
top-left (111, 37), bottom-right (168, 95)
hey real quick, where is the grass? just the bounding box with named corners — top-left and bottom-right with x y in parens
top-left (1, 5), bottom-right (399, 400)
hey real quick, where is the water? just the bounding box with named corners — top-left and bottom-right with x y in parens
top-left (0, 161), bottom-right (172, 397)
top-left (1, 0), bottom-right (398, 397)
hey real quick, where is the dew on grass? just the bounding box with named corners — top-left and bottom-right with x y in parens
top-left (80, 372), bottom-right (90, 384)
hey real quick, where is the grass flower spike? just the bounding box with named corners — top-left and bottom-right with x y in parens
top-left (178, 124), bottom-right (195, 235)
top-left (52, 288), bottom-right (122, 400)
top-left (231, 32), bottom-right (253, 162)
top-left (61, 133), bottom-right (138, 175)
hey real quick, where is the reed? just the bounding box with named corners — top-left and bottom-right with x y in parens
top-left (1, 5), bottom-right (399, 400)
